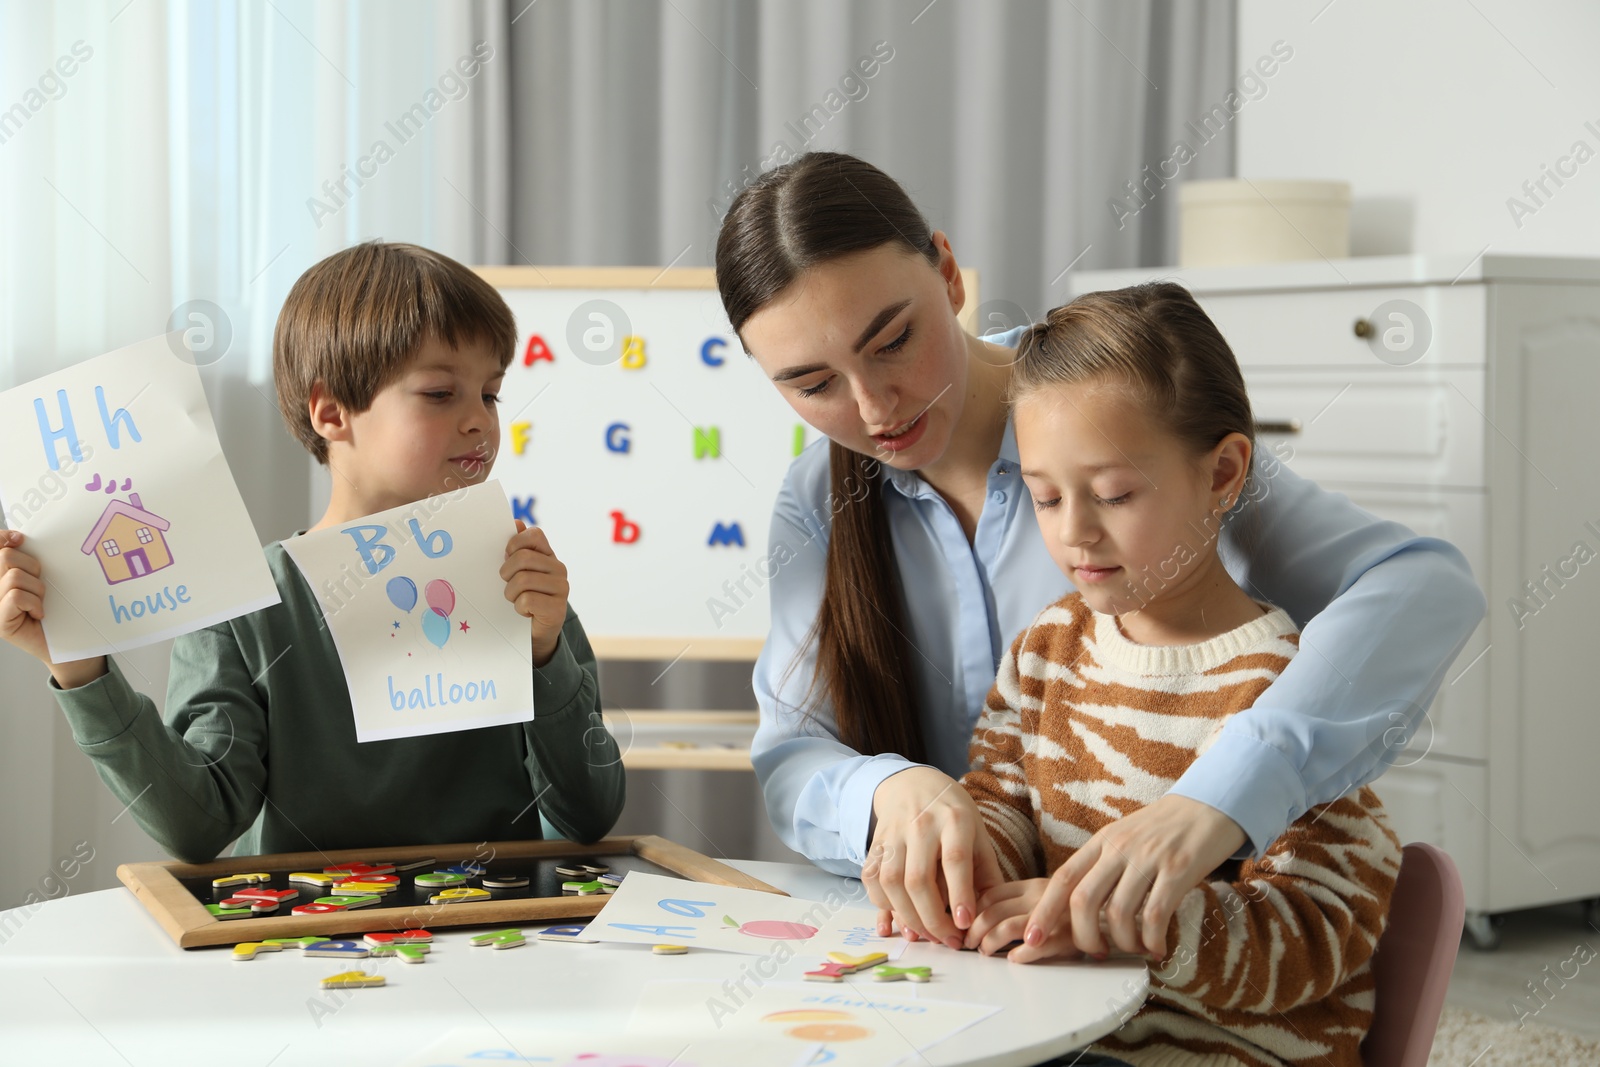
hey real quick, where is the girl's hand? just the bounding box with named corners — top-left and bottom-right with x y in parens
top-left (1018, 793), bottom-right (1245, 961)
top-left (966, 878), bottom-right (1082, 961)
top-left (500, 521), bottom-right (570, 667)
top-left (0, 530), bottom-right (106, 688)
top-left (861, 766), bottom-right (1004, 950)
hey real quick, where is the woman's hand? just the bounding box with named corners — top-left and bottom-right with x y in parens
top-left (966, 878), bottom-right (1083, 961)
top-left (1015, 793), bottom-right (1245, 962)
top-left (861, 766), bottom-right (1004, 950)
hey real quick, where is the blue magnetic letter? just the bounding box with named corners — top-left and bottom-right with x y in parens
top-left (700, 337), bottom-right (727, 367)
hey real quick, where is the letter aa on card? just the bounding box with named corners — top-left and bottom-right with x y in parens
top-left (0, 336), bottom-right (280, 661)
top-left (280, 481), bottom-right (535, 743)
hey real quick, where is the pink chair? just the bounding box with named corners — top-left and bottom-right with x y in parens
top-left (1362, 842), bottom-right (1465, 1067)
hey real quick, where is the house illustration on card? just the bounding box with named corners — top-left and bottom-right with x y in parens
top-left (81, 492), bottom-right (174, 584)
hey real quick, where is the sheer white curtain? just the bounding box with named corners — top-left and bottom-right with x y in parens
top-left (0, 0), bottom-right (510, 901)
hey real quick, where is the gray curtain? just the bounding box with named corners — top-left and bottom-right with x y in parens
top-left (507, 0), bottom-right (1238, 321)
top-left (503, 0), bottom-right (1238, 862)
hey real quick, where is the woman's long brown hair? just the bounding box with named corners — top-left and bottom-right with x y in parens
top-left (715, 152), bottom-right (932, 763)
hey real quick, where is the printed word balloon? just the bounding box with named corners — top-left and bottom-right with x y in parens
top-left (425, 579), bottom-right (456, 618)
top-left (386, 576), bottom-right (418, 613)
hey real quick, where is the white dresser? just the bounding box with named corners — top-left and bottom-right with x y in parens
top-left (1068, 255), bottom-right (1600, 948)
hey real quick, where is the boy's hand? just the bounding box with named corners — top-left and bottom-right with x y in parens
top-left (966, 878), bottom-right (1081, 962)
top-left (0, 529), bottom-right (107, 688)
top-left (500, 521), bottom-right (568, 668)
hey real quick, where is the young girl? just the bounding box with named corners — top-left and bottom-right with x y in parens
top-left (961, 284), bottom-right (1401, 1067)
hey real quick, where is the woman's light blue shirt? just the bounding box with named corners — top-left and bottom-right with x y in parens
top-left (751, 330), bottom-right (1487, 877)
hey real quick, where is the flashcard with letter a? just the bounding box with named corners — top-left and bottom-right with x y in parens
top-left (0, 336), bottom-right (280, 661)
top-left (281, 480), bottom-right (535, 742)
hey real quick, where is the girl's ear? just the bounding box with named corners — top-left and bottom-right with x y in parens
top-left (931, 230), bottom-right (965, 316)
top-left (1210, 432), bottom-right (1253, 506)
top-left (308, 383), bottom-right (353, 449)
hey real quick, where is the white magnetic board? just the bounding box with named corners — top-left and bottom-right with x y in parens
top-left (480, 266), bottom-right (978, 660)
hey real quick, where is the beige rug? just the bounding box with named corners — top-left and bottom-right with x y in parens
top-left (1428, 1006), bottom-right (1600, 1065)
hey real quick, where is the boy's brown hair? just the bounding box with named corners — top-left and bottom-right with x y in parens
top-left (273, 241), bottom-right (517, 464)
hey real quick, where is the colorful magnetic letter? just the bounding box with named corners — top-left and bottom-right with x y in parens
top-left (620, 335), bottom-right (646, 369)
top-left (701, 337), bottom-right (727, 367)
top-left (232, 942), bottom-right (283, 961)
top-left (707, 521), bottom-right (744, 547)
top-left (523, 334), bottom-right (554, 366)
top-left (303, 940), bottom-right (370, 959)
top-left (470, 929), bottom-right (527, 950)
top-left (363, 930), bottom-right (433, 949)
top-left (692, 426), bottom-right (720, 459)
top-left (429, 887), bottom-right (491, 905)
top-left (320, 971), bottom-right (385, 989)
top-left (827, 952), bottom-right (889, 971)
top-left (872, 965), bottom-right (933, 983)
top-left (438, 862), bottom-right (485, 876)
top-left (414, 871), bottom-right (467, 888)
top-left (604, 422), bottom-right (632, 453)
top-left (511, 422), bottom-right (532, 456)
top-left (288, 871), bottom-right (335, 887)
top-left (610, 510), bottom-right (640, 544)
top-left (211, 872), bottom-right (271, 889)
top-left (291, 902), bottom-right (344, 917)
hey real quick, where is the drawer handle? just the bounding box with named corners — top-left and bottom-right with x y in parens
top-left (1353, 318), bottom-right (1374, 338)
top-left (1254, 419), bottom-right (1302, 436)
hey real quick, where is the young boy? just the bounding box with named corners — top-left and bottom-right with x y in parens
top-left (0, 241), bottom-right (624, 863)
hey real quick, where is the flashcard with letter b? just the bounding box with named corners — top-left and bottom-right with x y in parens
top-left (281, 480), bottom-right (535, 742)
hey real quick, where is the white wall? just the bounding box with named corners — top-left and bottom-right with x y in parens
top-left (1237, 0), bottom-right (1600, 258)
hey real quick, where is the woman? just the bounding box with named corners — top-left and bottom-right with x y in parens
top-left (714, 152), bottom-right (1483, 960)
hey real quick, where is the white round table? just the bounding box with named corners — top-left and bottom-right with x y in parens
top-left (0, 859), bottom-right (1147, 1066)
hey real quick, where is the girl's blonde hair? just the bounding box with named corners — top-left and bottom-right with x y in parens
top-left (1011, 283), bottom-right (1257, 488)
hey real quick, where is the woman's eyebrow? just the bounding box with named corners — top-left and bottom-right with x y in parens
top-left (770, 298), bottom-right (915, 382)
top-left (772, 363), bottom-right (828, 383)
top-left (852, 299), bottom-right (912, 353)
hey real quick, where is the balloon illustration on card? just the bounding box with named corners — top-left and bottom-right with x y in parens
top-left (423, 579), bottom-right (456, 648)
top-left (385, 575), bottom-right (458, 648)
top-left (386, 576), bottom-right (417, 613)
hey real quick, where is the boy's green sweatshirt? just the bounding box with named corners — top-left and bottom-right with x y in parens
top-left (48, 540), bottom-right (625, 864)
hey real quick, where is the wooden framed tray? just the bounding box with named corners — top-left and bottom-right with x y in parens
top-left (117, 834), bottom-right (786, 949)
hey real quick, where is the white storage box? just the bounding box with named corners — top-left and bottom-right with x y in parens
top-left (1178, 179), bottom-right (1350, 267)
